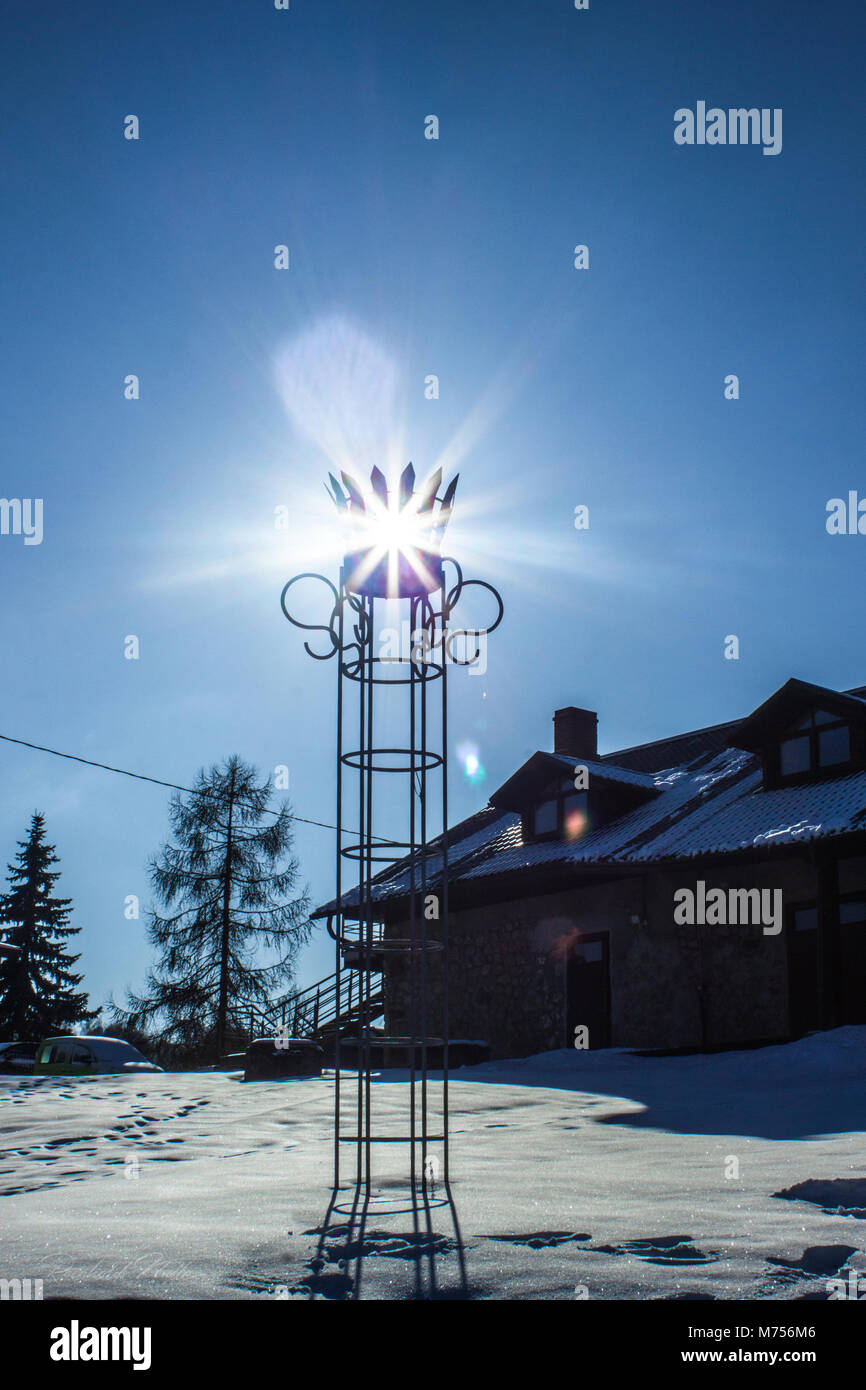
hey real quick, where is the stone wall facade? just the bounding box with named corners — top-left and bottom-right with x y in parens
top-left (381, 853), bottom-right (866, 1058)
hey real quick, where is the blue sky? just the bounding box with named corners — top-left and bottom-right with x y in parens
top-left (0, 0), bottom-right (863, 1011)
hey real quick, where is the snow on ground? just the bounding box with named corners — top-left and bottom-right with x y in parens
top-left (2, 1028), bottom-right (866, 1300)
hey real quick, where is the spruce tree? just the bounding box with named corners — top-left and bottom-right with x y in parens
top-left (113, 755), bottom-right (310, 1057)
top-left (0, 812), bottom-right (94, 1038)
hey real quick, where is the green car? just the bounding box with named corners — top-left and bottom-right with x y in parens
top-left (34, 1036), bottom-right (162, 1076)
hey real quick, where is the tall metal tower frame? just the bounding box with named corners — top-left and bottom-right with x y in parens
top-left (281, 465), bottom-right (502, 1193)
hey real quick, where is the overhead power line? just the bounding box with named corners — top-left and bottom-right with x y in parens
top-left (0, 731), bottom-right (391, 843)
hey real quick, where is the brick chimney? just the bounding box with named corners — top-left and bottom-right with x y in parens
top-left (553, 706), bottom-right (598, 759)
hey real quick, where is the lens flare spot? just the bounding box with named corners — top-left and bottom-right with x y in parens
top-left (457, 741), bottom-right (485, 785)
top-left (564, 808), bottom-right (588, 841)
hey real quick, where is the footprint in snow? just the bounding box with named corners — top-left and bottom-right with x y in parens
top-left (591, 1235), bottom-right (719, 1266)
top-left (764, 1244), bottom-right (858, 1283)
top-left (773, 1178), bottom-right (866, 1220)
top-left (482, 1231), bottom-right (591, 1250)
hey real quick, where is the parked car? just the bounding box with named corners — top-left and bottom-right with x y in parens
top-left (0, 1040), bottom-right (39, 1074)
top-left (34, 1036), bottom-right (163, 1076)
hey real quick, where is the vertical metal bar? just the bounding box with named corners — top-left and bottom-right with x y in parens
top-left (408, 596), bottom-right (417, 1190)
top-left (356, 594), bottom-right (366, 1186)
top-left (364, 593), bottom-right (374, 1190)
top-left (441, 594), bottom-right (450, 1182)
top-left (334, 572), bottom-right (344, 1188)
top-left (420, 599), bottom-right (428, 1177)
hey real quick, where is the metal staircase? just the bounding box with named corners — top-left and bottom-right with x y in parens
top-left (234, 966), bottom-right (384, 1048)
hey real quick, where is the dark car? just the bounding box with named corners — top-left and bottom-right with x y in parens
top-left (244, 1037), bottom-right (324, 1081)
top-left (34, 1036), bottom-right (163, 1076)
top-left (0, 1041), bottom-right (38, 1074)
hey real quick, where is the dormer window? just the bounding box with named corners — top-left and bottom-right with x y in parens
top-left (527, 786), bottom-right (588, 842)
top-left (490, 746), bottom-right (659, 842)
top-left (778, 710), bottom-right (852, 781)
top-left (728, 679), bottom-right (866, 790)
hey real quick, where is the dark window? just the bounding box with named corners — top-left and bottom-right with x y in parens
top-left (573, 939), bottom-right (603, 964)
top-left (527, 785), bottom-right (590, 842)
top-left (532, 799), bottom-right (558, 836)
top-left (775, 710), bottom-right (853, 782)
top-left (562, 791), bottom-right (588, 840)
top-left (818, 724), bottom-right (850, 767)
top-left (839, 899), bottom-right (866, 927)
top-left (780, 736), bottom-right (810, 776)
top-left (793, 906), bottom-right (818, 932)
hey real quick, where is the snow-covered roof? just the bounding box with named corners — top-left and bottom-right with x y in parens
top-left (490, 751), bottom-right (659, 811)
top-left (314, 681), bottom-right (866, 916)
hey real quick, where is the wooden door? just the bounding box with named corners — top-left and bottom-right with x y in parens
top-left (566, 933), bottom-right (611, 1049)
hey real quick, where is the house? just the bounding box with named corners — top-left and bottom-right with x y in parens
top-left (314, 678), bottom-right (866, 1057)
